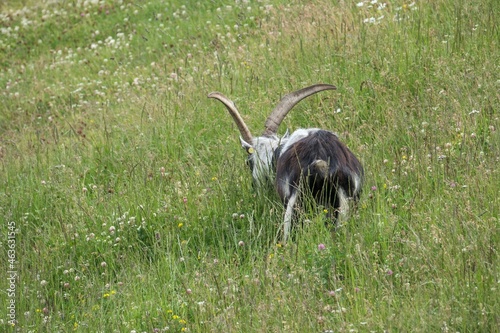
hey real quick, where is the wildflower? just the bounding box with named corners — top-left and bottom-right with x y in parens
top-left (386, 269), bottom-right (393, 276)
top-left (238, 240), bottom-right (245, 247)
top-left (40, 280), bottom-right (48, 287)
top-left (318, 243), bottom-right (326, 251)
top-left (100, 261), bottom-right (107, 267)
top-left (178, 223), bottom-right (183, 228)
top-left (371, 186), bottom-right (377, 191)
top-left (186, 288), bottom-right (192, 295)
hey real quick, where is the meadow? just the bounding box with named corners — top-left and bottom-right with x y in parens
top-left (0, 0), bottom-right (499, 331)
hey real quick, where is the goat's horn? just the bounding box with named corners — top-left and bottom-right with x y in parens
top-left (263, 84), bottom-right (337, 136)
top-left (208, 92), bottom-right (253, 144)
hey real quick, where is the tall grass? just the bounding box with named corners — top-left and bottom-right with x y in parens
top-left (1, 0), bottom-right (499, 331)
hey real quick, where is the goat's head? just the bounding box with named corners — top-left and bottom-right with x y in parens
top-left (208, 84), bottom-right (337, 186)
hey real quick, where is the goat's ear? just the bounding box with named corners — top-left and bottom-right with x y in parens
top-left (240, 137), bottom-right (255, 154)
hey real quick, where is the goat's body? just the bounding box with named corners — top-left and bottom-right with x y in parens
top-left (275, 129), bottom-right (363, 240)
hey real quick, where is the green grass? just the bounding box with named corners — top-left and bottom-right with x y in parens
top-left (1, 0), bottom-right (499, 331)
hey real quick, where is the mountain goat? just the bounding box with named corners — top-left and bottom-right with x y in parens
top-left (208, 84), bottom-right (363, 242)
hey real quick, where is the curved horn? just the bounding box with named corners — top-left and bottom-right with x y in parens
top-left (208, 92), bottom-right (253, 144)
top-left (263, 84), bottom-right (337, 136)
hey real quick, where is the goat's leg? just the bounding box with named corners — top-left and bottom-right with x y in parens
top-left (333, 188), bottom-right (349, 229)
top-left (283, 191), bottom-right (298, 243)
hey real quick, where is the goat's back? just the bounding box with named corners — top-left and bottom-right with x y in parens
top-left (276, 130), bottom-right (363, 205)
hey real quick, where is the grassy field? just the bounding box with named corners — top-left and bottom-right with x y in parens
top-left (1, 0), bottom-right (499, 331)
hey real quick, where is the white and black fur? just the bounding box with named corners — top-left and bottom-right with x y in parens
top-left (208, 84), bottom-right (363, 242)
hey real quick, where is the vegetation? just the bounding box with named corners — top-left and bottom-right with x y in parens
top-left (1, 0), bottom-right (499, 331)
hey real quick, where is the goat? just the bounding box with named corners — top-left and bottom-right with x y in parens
top-left (208, 84), bottom-right (363, 242)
